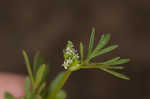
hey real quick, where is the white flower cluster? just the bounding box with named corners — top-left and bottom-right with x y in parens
top-left (62, 41), bottom-right (80, 69)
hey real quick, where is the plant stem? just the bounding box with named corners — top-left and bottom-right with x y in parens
top-left (47, 70), bottom-right (72, 99)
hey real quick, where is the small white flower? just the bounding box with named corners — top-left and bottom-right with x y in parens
top-left (62, 41), bottom-right (80, 70)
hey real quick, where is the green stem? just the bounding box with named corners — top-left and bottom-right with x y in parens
top-left (47, 70), bottom-right (72, 99)
top-left (80, 64), bottom-right (107, 69)
top-left (81, 65), bottom-right (99, 69)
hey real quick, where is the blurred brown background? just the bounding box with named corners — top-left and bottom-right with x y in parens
top-left (0, 0), bottom-right (150, 99)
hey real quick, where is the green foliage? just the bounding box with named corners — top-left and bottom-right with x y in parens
top-left (22, 50), bottom-right (35, 85)
top-left (5, 92), bottom-right (15, 99)
top-left (22, 51), bottom-right (52, 99)
top-left (62, 28), bottom-right (130, 80)
top-left (25, 77), bottom-right (30, 96)
top-left (48, 72), bottom-right (65, 92)
top-left (47, 71), bottom-right (70, 99)
top-left (80, 42), bottom-right (84, 63)
top-left (4, 28), bottom-right (130, 99)
top-left (55, 90), bottom-right (67, 99)
top-left (88, 27), bottom-right (95, 56)
top-left (34, 64), bottom-right (47, 90)
top-left (88, 33), bottom-right (111, 60)
top-left (33, 51), bottom-right (45, 77)
top-left (89, 45), bottom-right (118, 59)
top-left (99, 67), bottom-right (130, 80)
top-left (80, 28), bottom-right (130, 80)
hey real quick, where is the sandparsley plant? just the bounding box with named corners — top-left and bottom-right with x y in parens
top-left (5, 28), bottom-right (130, 99)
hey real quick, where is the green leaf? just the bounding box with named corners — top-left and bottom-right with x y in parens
top-left (48, 72), bottom-right (65, 92)
top-left (102, 57), bottom-right (120, 64)
top-left (22, 50), bottom-right (34, 85)
top-left (5, 92), bottom-right (16, 99)
top-left (35, 95), bottom-right (42, 99)
top-left (33, 52), bottom-right (45, 77)
top-left (20, 96), bottom-right (25, 99)
top-left (34, 64), bottom-right (47, 89)
top-left (88, 27), bottom-right (95, 56)
top-left (39, 82), bottom-right (46, 94)
top-left (99, 67), bottom-right (130, 80)
top-left (92, 34), bottom-right (111, 55)
top-left (55, 90), bottom-right (67, 99)
top-left (91, 45), bottom-right (118, 59)
top-left (47, 71), bottom-right (71, 99)
top-left (106, 66), bottom-right (125, 70)
top-left (111, 59), bottom-right (130, 65)
top-left (80, 42), bottom-right (84, 63)
top-left (33, 51), bottom-right (40, 76)
top-left (25, 77), bottom-right (31, 96)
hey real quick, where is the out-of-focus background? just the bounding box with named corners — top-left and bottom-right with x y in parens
top-left (0, 0), bottom-right (150, 99)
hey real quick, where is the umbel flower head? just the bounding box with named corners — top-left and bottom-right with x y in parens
top-left (62, 41), bottom-right (80, 70)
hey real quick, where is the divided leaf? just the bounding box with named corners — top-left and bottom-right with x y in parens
top-left (87, 33), bottom-right (112, 61)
